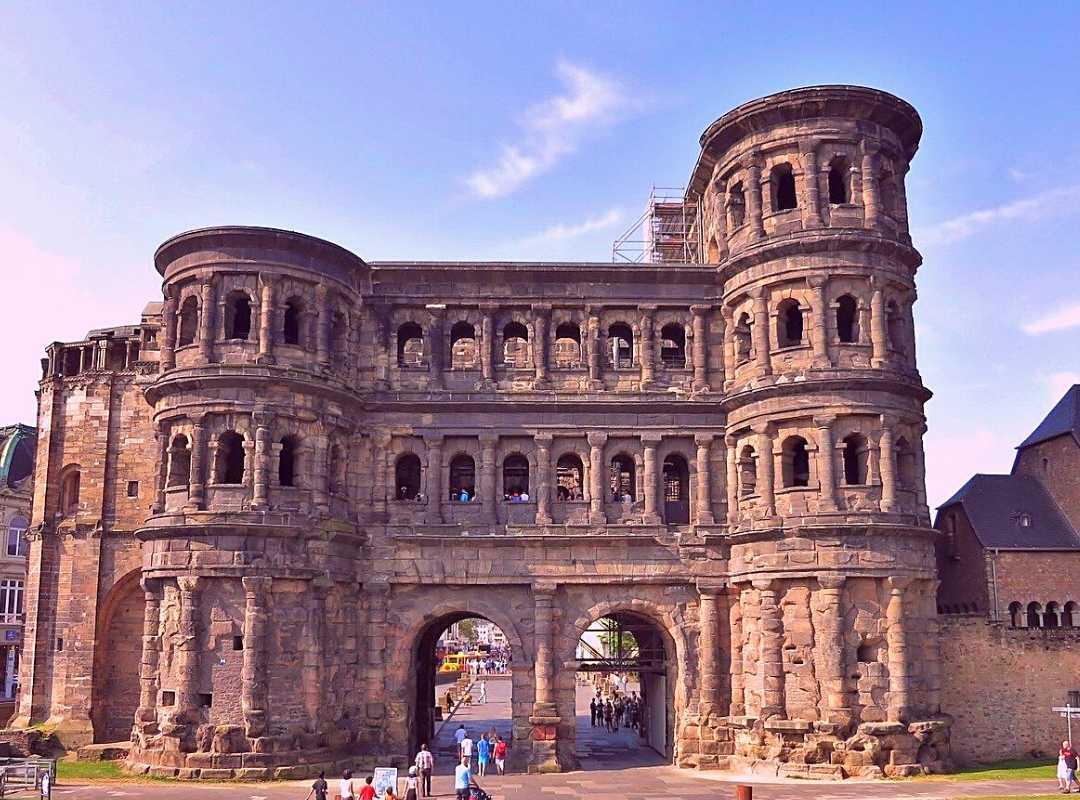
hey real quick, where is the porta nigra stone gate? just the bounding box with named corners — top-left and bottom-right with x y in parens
top-left (12, 85), bottom-right (951, 780)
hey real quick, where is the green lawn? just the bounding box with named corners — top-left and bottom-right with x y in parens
top-left (922, 757), bottom-right (1056, 782)
top-left (55, 759), bottom-right (174, 782)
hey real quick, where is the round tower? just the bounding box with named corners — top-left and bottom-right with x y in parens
top-left (685, 86), bottom-right (949, 775)
top-left (129, 227), bottom-right (370, 777)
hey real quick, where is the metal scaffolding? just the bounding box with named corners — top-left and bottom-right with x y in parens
top-left (612, 187), bottom-right (699, 264)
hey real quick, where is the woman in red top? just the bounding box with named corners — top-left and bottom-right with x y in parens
top-left (493, 736), bottom-right (508, 775)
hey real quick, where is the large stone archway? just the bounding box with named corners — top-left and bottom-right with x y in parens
top-left (91, 569), bottom-right (144, 743)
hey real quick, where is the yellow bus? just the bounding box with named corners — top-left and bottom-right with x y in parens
top-left (439, 653), bottom-right (468, 673)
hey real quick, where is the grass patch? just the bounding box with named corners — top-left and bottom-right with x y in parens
top-left (921, 757), bottom-right (1056, 782)
top-left (56, 759), bottom-right (126, 781)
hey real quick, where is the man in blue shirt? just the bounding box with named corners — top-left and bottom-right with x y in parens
top-left (453, 757), bottom-right (471, 800)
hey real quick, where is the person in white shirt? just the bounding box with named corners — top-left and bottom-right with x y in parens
top-left (478, 681), bottom-right (487, 704)
top-left (454, 724), bottom-right (467, 760)
top-left (453, 758), bottom-right (471, 800)
top-left (460, 733), bottom-right (474, 766)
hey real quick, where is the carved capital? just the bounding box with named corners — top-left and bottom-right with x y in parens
top-left (177, 575), bottom-right (202, 595)
top-left (694, 433), bottom-right (715, 448)
top-left (696, 579), bottom-right (728, 597)
top-left (813, 415), bottom-right (837, 429)
top-left (640, 433), bottom-right (663, 446)
top-left (533, 432), bottom-right (554, 446)
top-left (752, 578), bottom-right (777, 592)
top-left (886, 576), bottom-right (913, 592)
top-left (586, 432), bottom-right (608, 448)
top-left (533, 581), bottom-right (558, 599)
top-left (817, 575), bottom-right (847, 591)
top-left (242, 575), bottom-right (273, 599)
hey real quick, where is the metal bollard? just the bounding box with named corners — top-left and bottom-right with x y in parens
top-left (735, 784), bottom-right (752, 800)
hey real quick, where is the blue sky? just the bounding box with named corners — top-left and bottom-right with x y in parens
top-left (2, 1), bottom-right (1079, 507)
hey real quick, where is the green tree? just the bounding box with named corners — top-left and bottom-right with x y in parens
top-left (457, 618), bottom-right (479, 645)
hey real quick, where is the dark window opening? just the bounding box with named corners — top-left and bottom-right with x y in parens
top-left (279, 435), bottom-right (299, 488)
top-left (896, 436), bottom-right (916, 490)
top-left (782, 436), bottom-right (810, 488)
top-left (126, 480), bottom-right (139, 498)
top-left (395, 453), bottom-right (422, 500)
top-left (178, 296), bottom-right (198, 347)
top-left (857, 641), bottom-right (878, 663)
top-left (1046, 602), bottom-right (1062, 628)
top-left (502, 454), bottom-right (530, 499)
top-left (217, 431), bottom-right (245, 485)
top-left (397, 322), bottom-right (425, 367)
top-left (555, 454), bottom-right (584, 501)
top-left (886, 300), bottom-right (905, 357)
top-left (225, 291), bottom-right (252, 341)
top-left (828, 156), bottom-right (850, 204)
top-left (610, 454), bottom-right (635, 501)
top-left (56, 637), bottom-right (63, 652)
top-left (836, 295), bottom-right (859, 343)
top-left (450, 321), bottom-right (477, 369)
top-left (739, 446), bottom-right (756, 497)
top-left (1008, 602), bottom-right (1023, 627)
top-left (607, 323), bottom-right (633, 368)
top-left (660, 323), bottom-right (686, 368)
top-left (1027, 601), bottom-right (1043, 629)
top-left (449, 454), bottom-right (476, 501)
top-left (728, 182), bottom-right (746, 228)
top-left (734, 313), bottom-right (752, 364)
top-left (1065, 601), bottom-right (1078, 627)
top-left (554, 322), bottom-right (582, 368)
top-left (330, 311), bottom-right (347, 356)
top-left (663, 454), bottom-right (690, 524)
top-left (232, 635), bottom-right (244, 651)
top-left (63, 347), bottom-right (82, 376)
top-left (502, 321), bottom-right (529, 367)
top-left (161, 690), bottom-right (176, 706)
top-left (283, 298), bottom-right (303, 346)
top-left (778, 300), bottom-right (803, 347)
top-left (167, 435), bottom-right (191, 488)
top-left (842, 433), bottom-right (868, 485)
top-left (60, 469), bottom-right (81, 517)
top-left (772, 163), bottom-right (797, 211)
top-left (198, 693), bottom-right (213, 708)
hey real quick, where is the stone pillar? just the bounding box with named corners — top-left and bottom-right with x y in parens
top-left (241, 576), bottom-right (272, 738)
top-left (691, 305), bottom-right (710, 391)
top-left (480, 434), bottom-right (498, 524)
top-left (311, 426), bottom-right (330, 515)
top-left (642, 434), bottom-right (661, 524)
top-left (427, 305), bottom-right (445, 389)
top-left (755, 578), bottom-right (785, 720)
top-left (251, 413), bottom-right (272, 511)
top-left (914, 423), bottom-right (929, 517)
top-left (725, 434), bottom-right (739, 525)
top-left (746, 156), bottom-right (765, 241)
top-left (586, 310), bottom-right (602, 389)
top-left (197, 280), bottom-right (215, 362)
top-left (424, 436), bottom-right (444, 524)
top-left (720, 306), bottom-right (735, 391)
top-left (135, 578), bottom-right (161, 727)
top-left (481, 308), bottom-right (494, 385)
top-left (862, 146), bottom-right (881, 230)
top-left (697, 582), bottom-right (725, 717)
top-left (365, 584), bottom-right (390, 728)
top-left (186, 421), bottom-right (206, 510)
top-left (257, 275), bottom-right (275, 364)
top-left (800, 141), bottom-right (822, 228)
top-left (315, 284), bottom-right (330, 368)
top-left (152, 421), bottom-right (168, 514)
top-left (814, 416), bottom-right (838, 512)
top-left (532, 304), bottom-right (550, 388)
top-left (534, 433), bottom-right (553, 525)
top-left (371, 431), bottom-right (391, 514)
top-left (886, 577), bottom-right (912, 722)
top-left (870, 280), bottom-right (888, 368)
top-left (694, 434), bottom-right (715, 524)
top-left (303, 580), bottom-right (328, 730)
top-left (750, 288), bottom-right (771, 376)
top-left (879, 415), bottom-right (898, 512)
top-left (816, 576), bottom-right (853, 729)
top-left (176, 576), bottom-right (202, 720)
top-left (162, 291), bottom-right (178, 371)
top-left (728, 586), bottom-right (745, 716)
top-left (638, 305), bottom-right (656, 389)
top-left (923, 579), bottom-right (943, 714)
top-left (807, 276), bottom-right (832, 368)
top-left (753, 423), bottom-right (775, 516)
top-left (895, 160), bottom-right (911, 240)
top-left (529, 583), bottom-right (560, 772)
top-left (587, 432), bottom-right (607, 524)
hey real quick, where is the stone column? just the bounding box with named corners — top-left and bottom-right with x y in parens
top-left (755, 578), bottom-right (785, 720)
top-left (728, 586), bottom-right (745, 716)
top-left (816, 576), bottom-right (853, 728)
top-left (807, 276), bottom-right (832, 368)
top-left (923, 579), bottom-right (943, 714)
top-left (697, 581), bottom-right (726, 717)
top-left (197, 280), bottom-right (215, 362)
top-left (879, 415), bottom-right (898, 512)
top-left (315, 284), bottom-right (331, 368)
top-left (862, 146), bottom-right (881, 230)
top-left (480, 434), bottom-right (498, 524)
top-left (531, 304), bottom-right (550, 388)
top-left (895, 160), bottom-right (912, 240)
top-left (869, 280), bottom-right (888, 368)
top-left (371, 431), bottom-right (391, 514)
top-left (725, 434), bottom-right (739, 526)
top-left (531, 583), bottom-right (558, 714)
top-left (586, 310), bottom-right (602, 389)
top-left (311, 426), bottom-right (330, 515)
top-left (746, 156), bottom-right (765, 241)
top-left (800, 141), bottom-right (822, 228)
top-left (257, 275), bottom-right (275, 364)
top-left (152, 421), bottom-right (168, 514)
top-left (642, 434), bottom-right (662, 524)
top-left (638, 305), bottom-right (656, 389)
top-left (886, 577), bottom-right (911, 722)
top-left (534, 433), bottom-right (553, 525)
top-left (161, 291), bottom-right (178, 371)
top-left (303, 580), bottom-right (329, 730)
top-left (251, 413), bottom-right (272, 511)
top-left (176, 576), bottom-right (202, 720)
top-left (135, 578), bottom-right (161, 727)
top-left (694, 434), bottom-right (715, 524)
top-left (690, 305), bottom-right (710, 391)
top-left (241, 576), bottom-right (272, 738)
top-left (186, 421), bottom-right (206, 510)
top-left (365, 584), bottom-right (390, 727)
top-left (720, 306), bottom-right (736, 391)
top-left (587, 432), bottom-right (608, 524)
top-left (424, 435), bottom-right (444, 524)
top-left (914, 424), bottom-right (929, 519)
top-left (753, 423), bottom-right (775, 516)
top-left (751, 288), bottom-right (771, 376)
top-left (480, 308), bottom-right (494, 385)
top-left (427, 305), bottom-right (446, 389)
top-left (814, 416), bottom-right (838, 512)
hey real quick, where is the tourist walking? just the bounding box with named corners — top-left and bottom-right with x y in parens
top-left (604, 699), bottom-right (614, 732)
top-left (339, 770), bottom-right (355, 800)
top-left (454, 757), bottom-right (472, 800)
top-left (455, 724), bottom-right (467, 760)
top-left (479, 680), bottom-right (487, 704)
top-left (305, 770), bottom-right (329, 800)
top-left (494, 736), bottom-right (508, 775)
top-left (1062, 740), bottom-right (1080, 793)
top-left (358, 775), bottom-right (377, 800)
top-left (403, 766), bottom-right (419, 800)
top-left (461, 731), bottom-right (474, 767)
top-left (476, 733), bottom-right (491, 776)
top-left (414, 743), bottom-right (434, 797)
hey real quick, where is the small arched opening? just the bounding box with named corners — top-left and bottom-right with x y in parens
top-left (224, 291), bottom-right (252, 341)
top-left (178, 296), bottom-right (199, 347)
top-left (836, 294), bottom-right (859, 343)
top-left (1045, 601), bottom-right (1062, 629)
top-left (728, 181), bottom-right (746, 228)
top-left (1065, 601), bottom-right (1078, 628)
top-left (395, 453), bottom-right (422, 501)
top-left (278, 435), bottom-right (299, 488)
top-left (610, 453), bottom-right (635, 502)
top-left (659, 324), bottom-right (686, 368)
top-left (828, 156), bottom-right (850, 204)
top-left (1027, 601), bottom-right (1043, 629)
top-left (662, 454), bottom-right (689, 524)
top-left (556, 454), bottom-right (584, 501)
top-left (771, 163), bottom-right (797, 211)
top-left (450, 321), bottom-right (477, 370)
top-left (59, 465), bottom-right (82, 517)
top-left (608, 323), bottom-right (634, 369)
top-left (330, 311), bottom-right (348, 358)
top-left (166, 435), bottom-right (191, 488)
top-left (553, 322), bottom-right (582, 368)
top-left (502, 454), bottom-right (530, 500)
top-left (777, 300), bottom-right (803, 347)
top-left (283, 297), bottom-right (304, 346)
top-left (502, 321), bottom-right (529, 367)
top-left (397, 322), bottom-right (425, 367)
top-left (734, 312), bottom-right (752, 364)
top-left (841, 433), bottom-right (868, 486)
top-left (781, 436), bottom-right (810, 488)
top-left (738, 446), bottom-right (756, 497)
top-left (215, 431), bottom-right (245, 485)
top-left (1008, 601), bottom-right (1023, 627)
top-left (896, 436), bottom-right (917, 490)
top-left (90, 570), bottom-right (144, 742)
top-left (449, 454), bottom-right (476, 502)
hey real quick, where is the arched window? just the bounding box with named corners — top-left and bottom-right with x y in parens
top-left (6, 516), bottom-right (29, 557)
top-left (502, 454), bottom-right (530, 499)
top-left (450, 321), bottom-right (477, 370)
top-left (771, 163), bottom-right (797, 211)
top-left (609, 453), bottom-right (635, 501)
top-left (781, 436), bottom-right (810, 488)
top-left (728, 182), bottom-right (746, 228)
top-left (278, 436), bottom-right (299, 488)
top-left (330, 311), bottom-right (348, 357)
top-left (738, 446), bottom-right (756, 497)
top-left (828, 156), bottom-right (850, 204)
top-left (836, 295), bottom-right (859, 343)
top-left (178, 296), bottom-right (199, 347)
top-left (283, 297), bottom-right (304, 346)
top-left (1064, 601), bottom-right (1078, 627)
top-left (886, 301), bottom-right (905, 357)
top-left (706, 236), bottom-right (720, 263)
top-left (59, 466), bottom-right (81, 517)
top-left (502, 322), bottom-right (529, 367)
top-left (397, 322), bottom-right (425, 367)
top-left (328, 442), bottom-right (346, 495)
top-left (842, 433), bottom-right (868, 485)
top-left (63, 348), bottom-right (82, 376)
top-left (1027, 601), bottom-right (1043, 628)
top-left (734, 312), bottom-right (752, 364)
top-left (224, 291), bottom-right (252, 341)
top-left (395, 453), bottom-right (422, 500)
top-left (662, 454), bottom-right (690, 524)
top-left (659, 324), bottom-right (686, 368)
top-left (777, 300), bottom-right (803, 347)
top-left (167, 434), bottom-right (191, 488)
top-left (896, 436), bottom-right (916, 490)
top-left (216, 431), bottom-right (245, 485)
top-left (555, 454), bottom-right (584, 501)
top-left (449, 455), bottom-right (476, 501)
top-left (1008, 601), bottom-right (1023, 628)
top-left (554, 322), bottom-right (581, 368)
top-left (608, 323), bottom-right (633, 369)
top-left (1046, 601), bottom-right (1061, 629)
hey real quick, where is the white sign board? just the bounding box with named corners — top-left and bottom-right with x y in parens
top-left (373, 766), bottom-right (398, 799)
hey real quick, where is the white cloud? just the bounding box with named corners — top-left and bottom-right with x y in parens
top-left (465, 61), bottom-right (632, 199)
top-left (919, 184), bottom-right (1080, 246)
top-left (1022, 304), bottom-right (1080, 335)
top-left (517, 208), bottom-right (624, 248)
top-left (1043, 371), bottom-right (1080, 401)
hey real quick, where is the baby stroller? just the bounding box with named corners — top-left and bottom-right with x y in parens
top-left (470, 779), bottom-right (494, 800)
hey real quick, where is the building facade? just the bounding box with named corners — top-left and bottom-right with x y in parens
top-left (0, 424), bottom-right (35, 722)
top-left (13, 85), bottom-right (953, 779)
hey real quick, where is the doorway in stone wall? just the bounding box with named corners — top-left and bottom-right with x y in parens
top-left (409, 613), bottom-right (516, 777)
top-left (574, 613), bottom-right (672, 769)
top-left (90, 570), bottom-right (144, 743)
